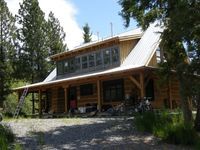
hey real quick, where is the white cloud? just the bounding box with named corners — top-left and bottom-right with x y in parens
top-left (5, 0), bottom-right (83, 49)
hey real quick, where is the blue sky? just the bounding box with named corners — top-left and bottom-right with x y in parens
top-left (73, 0), bottom-right (137, 38)
top-left (6, 0), bottom-right (137, 49)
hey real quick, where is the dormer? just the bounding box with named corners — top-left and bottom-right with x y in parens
top-left (50, 28), bottom-right (143, 79)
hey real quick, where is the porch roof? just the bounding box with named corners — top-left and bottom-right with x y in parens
top-left (14, 65), bottom-right (149, 91)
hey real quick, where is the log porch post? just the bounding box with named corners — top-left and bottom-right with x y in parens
top-left (64, 86), bottom-right (68, 113)
top-left (140, 72), bottom-right (145, 98)
top-left (38, 90), bottom-right (42, 117)
top-left (97, 80), bottom-right (101, 111)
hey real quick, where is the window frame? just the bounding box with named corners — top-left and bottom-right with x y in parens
top-left (103, 79), bottom-right (124, 102)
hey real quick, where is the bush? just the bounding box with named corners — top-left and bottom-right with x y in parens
top-left (134, 110), bottom-right (200, 147)
top-left (0, 124), bottom-right (15, 149)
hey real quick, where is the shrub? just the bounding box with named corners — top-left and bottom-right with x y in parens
top-left (0, 124), bottom-right (15, 149)
top-left (165, 123), bottom-right (198, 145)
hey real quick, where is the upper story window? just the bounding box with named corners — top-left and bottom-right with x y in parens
top-left (82, 56), bottom-right (88, 69)
top-left (75, 57), bottom-right (81, 71)
top-left (57, 61), bottom-right (64, 75)
top-left (103, 49), bottom-right (111, 66)
top-left (57, 45), bottom-right (120, 77)
top-left (89, 53), bottom-right (95, 68)
top-left (111, 47), bottom-right (119, 64)
top-left (96, 52), bottom-right (102, 66)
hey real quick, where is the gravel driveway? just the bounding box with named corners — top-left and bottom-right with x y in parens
top-left (5, 117), bottom-right (188, 150)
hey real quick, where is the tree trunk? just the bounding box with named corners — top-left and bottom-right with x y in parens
top-left (178, 75), bottom-right (193, 124)
top-left (195, 95), bottom-right (200, 131)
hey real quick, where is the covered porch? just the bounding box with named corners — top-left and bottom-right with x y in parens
top-left (14, 66), bottom-right (178, 117)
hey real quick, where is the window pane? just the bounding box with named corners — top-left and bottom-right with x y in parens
top-left (69, 58), bottom-right (75, 72)
top-left (89, 54), bottom-right (95, 68)
top-left (64, 60), bottom-right (69, 73)
top-left (111, 47), bottom-right (119, 64)
top-left (96, 52), bottom-right (102, 66)
top-left (103, 49), bottom-right (111, 65)
top-left (75, 57), bottom-right (81, 70)
top-left (82, 56), bottom-right (88, 69)
top-left (57, 61), bottom-right (64, 75)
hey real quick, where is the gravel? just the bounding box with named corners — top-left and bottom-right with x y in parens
top-left (4, 117), bottom-right (189, 150)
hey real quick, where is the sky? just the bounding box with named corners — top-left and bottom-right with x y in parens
top-left (5, 0), bottom-right (137, 49)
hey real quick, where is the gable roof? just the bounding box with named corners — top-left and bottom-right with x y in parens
top-left (122, 22), bottom-right (163, 67)
top-left (14, 23), bottom-right (163, 91)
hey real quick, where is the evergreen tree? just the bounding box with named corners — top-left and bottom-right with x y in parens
top-left (47, 11), bottom-right (66, 56)
top-left (0, 0), bottom-right (16, 106)
top-left (16, 0), bottom-right (49, 83)
top-left (83, 23), bottom-right (92, 43)
top-left (119, 0), bottom-right (200, 125)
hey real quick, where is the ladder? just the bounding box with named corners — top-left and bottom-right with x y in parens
top-left (13, 87), bottom-right (29, 118)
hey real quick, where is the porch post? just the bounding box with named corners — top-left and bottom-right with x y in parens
top-left (97, 80), bottom-right (101, 111)
top-left (140, 72), bottom-right (145, 98)
top-left (38, 90), bottom-right (42, 117)
top-left (64, 87), bottom-right (68, 113)
top-left (169, 79), bottom-right (173, 109)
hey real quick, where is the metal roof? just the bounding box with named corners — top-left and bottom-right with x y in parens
top-left (122, 22), bottom-right (163, 67)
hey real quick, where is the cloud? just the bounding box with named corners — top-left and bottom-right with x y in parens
top-left (5, 0), bottom-right (83, 49)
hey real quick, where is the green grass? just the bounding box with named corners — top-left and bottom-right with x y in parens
top-left (0, 124), bottom-right (15, 150)
top-left (134, 110), bottom-right (200, 148)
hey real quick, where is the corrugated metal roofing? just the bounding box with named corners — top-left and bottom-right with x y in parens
top-left (122, 22), bottom-right (163, 67)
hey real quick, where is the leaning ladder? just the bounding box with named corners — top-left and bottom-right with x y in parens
top-left (13, 87), bottom-right (29, 118)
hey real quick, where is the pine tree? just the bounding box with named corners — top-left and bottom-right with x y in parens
top-left (83, 23), bottom-right (92, 43)
top-left (16, 0), bottom-right (49, 83)
top-left (47, 11), bottom-right (66, 56)
top-left (119, 0), bottom-right (200, 125)
top-left (0, 0), bottom-right (16, 106)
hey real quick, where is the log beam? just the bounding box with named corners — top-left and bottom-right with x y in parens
top-left (129, 76), bottom-right (141, 90)
top-left (140, 73), bottom-right (145, 98)
top-left (64, 87), bottom-right (68, 113)
top-left (97, 80), bottom-right (101, 111)
top-left (38, 90), bottom-right (42, 117)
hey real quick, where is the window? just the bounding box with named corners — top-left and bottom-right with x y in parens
top-left (80, 84), bottom-right (93, 96)
top-left (96, 52), bottom-right (102, 66)
top-left (89, 53), bottom-right (95, 68)
top-left (103, 79), bottom-right (124, 102)
top-left (69, 58), bottom-right (75, 73)
top-left (57, 61), bottom-right (64, 75)
top-left (111, 47), bottom-right (119, 64)
top-left (103, 49), bottom-right (111, 66)
top-left (82, 56), bottom-right (88, 69)
top-left (75, 57), bottom-right (81, 71)
top-left (64, 61), bottom-right (69, 73)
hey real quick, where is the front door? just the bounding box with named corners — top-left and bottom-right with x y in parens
top-left (68, 86), bottom-right (77, 110)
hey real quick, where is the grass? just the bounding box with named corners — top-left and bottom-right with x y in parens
top-left (134, 110), bottom-right (200, 148)
top-left (0, 124), bottom-right (15, 150)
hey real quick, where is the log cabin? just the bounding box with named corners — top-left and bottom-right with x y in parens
top-left (14, 23), bottom-right (181, 116)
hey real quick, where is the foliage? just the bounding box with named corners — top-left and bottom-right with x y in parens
top-left (0, 0), bottom-right (17, 106)
top-left (134, 110), bottom-right (200, 146)
top-left (3, 80), bottom-right (32, 117)
top-left (119, 0), bottom-right (200, 125)
top-left (0, 124), bottom-right (15, 149)
top-left (47, 11), bottom-right (67, 71)
top-left (16, 0), bottom-right (49, 83)
top-left (83, 23), bottom-right (92, 43)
